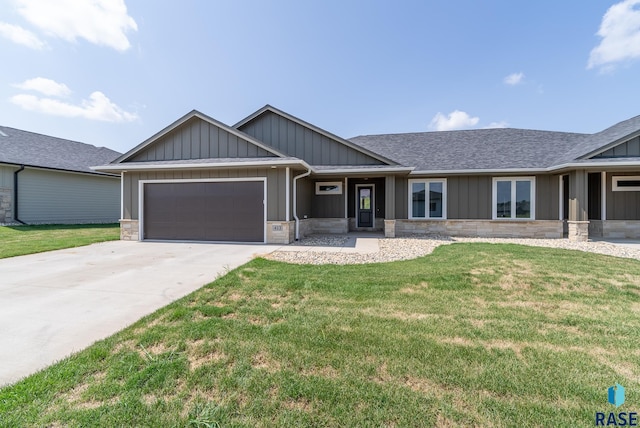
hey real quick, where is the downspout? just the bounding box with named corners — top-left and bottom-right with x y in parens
top-left (292, 168), bottom-right (311, 240)
top-left (13, 165), bottom-right (26, 224)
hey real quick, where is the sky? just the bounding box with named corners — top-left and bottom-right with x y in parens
top-left (1, 0), bottom-right (640, 154)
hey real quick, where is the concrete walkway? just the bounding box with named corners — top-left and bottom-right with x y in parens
top-left (0, 241), bottom-right (277, 387)
top-left (276, 233), bottom-right (381, 254)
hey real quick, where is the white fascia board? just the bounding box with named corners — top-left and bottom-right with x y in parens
top-left (410, 168), bottom-right (547, 175)
top-left (549, 161), bottom-right (640, 171)
top-left (313, 167), bottom-right (414, 174)
top-left (92, 158), bottom-right (308, 172)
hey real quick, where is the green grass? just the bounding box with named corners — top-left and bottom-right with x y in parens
top-left (0, 224), bottom-right (120, 259)
top-left (1, 243), bottom-right (640, 427)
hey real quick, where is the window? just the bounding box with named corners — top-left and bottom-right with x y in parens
top-left (492, 177), bottom-right (535, 219)
top-left (315, 181), bottom-right (343, 195)
top-left (612, 176), bottom-right (640, 191)
top-left (409, 179), bottom-right (447, 219)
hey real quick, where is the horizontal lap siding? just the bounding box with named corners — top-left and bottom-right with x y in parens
top-left (0, 165), bottom-right (16, 188)
top-left (18, 169), bottom-right (119, 223)
top-left (129, 117), bottom-right (274, 161)
top-left (239, 111), bottom-right (383, 165)
top-left (124, 168), bottom-right (286, 221)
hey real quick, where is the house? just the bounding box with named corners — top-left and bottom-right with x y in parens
top-left (93, 105), bottom-right (640, 243)
top-left (0, 126), bottom-right (121, 225)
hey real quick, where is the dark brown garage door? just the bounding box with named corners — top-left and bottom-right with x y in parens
top-left (143, 181), bottom-right (264, 242)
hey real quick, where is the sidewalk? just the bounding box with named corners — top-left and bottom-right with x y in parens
top-left (275, 233), bottom-right (381, 254)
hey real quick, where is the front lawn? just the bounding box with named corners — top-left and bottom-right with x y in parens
top-left (1, 243), bottom-right (639, 426)
top-left (0, 224), bottom-right (120, 259)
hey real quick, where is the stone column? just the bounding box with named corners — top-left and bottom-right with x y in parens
top-left (568, 169), bottom-right (589, 241)
top-left (384, 219), bottom-right (396, 238)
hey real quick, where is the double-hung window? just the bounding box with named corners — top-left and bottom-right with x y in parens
top-left (492, 177), bottom-right (535, 219)
top-left (409, 179), bottom-right (447, 219)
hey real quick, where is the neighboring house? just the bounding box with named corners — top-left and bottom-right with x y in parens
top-left (0, 126), bottom-right (121, 225)
top-left (94, 105), bottom-right (640, 243)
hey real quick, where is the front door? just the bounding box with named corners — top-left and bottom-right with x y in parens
top-left (357, 186), bottom-right (374, 227)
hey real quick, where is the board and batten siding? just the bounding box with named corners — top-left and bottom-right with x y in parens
top-left (239, 111), bottom-right (384, 166)
top-left (394, 174), bottom-right (560, 220)
top-left (606, 171), bottom-right (640, 220)
top-left (593, 136), bottom-right (640, 158)
top-left (123, 168), bottom-right (287, 221)
top-left (17, 168), bottom-right (119, 224)
top-left (129, 117), bottom-right (275, 162)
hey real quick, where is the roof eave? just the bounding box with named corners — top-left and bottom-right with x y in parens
top-left (409, 167), bottom-right (549, 175)
top-left (2, 161), bottom-right (119, 177)
top-left (92, 158), bottom-right (309, 173)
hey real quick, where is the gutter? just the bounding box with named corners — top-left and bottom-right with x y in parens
top-left (13, 165), bottom-right (26, 224)
top-left (292, 168), bottom-right (311, 240)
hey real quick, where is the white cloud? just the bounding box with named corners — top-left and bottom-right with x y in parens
top-left (429, 110), bottom-right (480, 131)
top-left (0, 21), bottom-right (45, 49)
top-left (15, 0), bottom-right (137, 51)
top-left (13, 77), bottom-right (71, 97)
top-left (11, 91), bottom-right (138, 122)
top-left (483, 121), bottom-right (509, 129)
top-left (588, 0), bottom-right (640, 70)
top-left (503, 72), bottom-right (525, 86)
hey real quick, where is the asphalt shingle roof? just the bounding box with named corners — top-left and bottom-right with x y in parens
top-left (560, 114), bottom-right (640, 162)
top-left (0, 126), bottom-right (120, 174)
top-left (349, 128), bottom-right (588, 171)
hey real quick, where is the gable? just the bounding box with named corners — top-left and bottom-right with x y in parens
top-left (591, 135), bottom-right (640, 159)
top-left (237, 109), bottom-right (386, 166)
top-left (127, 116), bottom-right (276, 162)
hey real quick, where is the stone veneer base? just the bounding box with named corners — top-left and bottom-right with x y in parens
top-left (567, 221), bottom-right (589, 242)
top-left (395, 219), bottom-right (563, 239)
top-left (120, 219), bottom-right (139, 241)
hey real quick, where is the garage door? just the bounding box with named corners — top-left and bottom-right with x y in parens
top-left (142, 181), bottom-right (264, 242)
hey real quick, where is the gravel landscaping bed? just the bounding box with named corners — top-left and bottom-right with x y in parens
top-left (266, 235), bottom-right (640, 265)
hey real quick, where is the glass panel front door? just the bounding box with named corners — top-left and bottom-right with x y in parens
top-left (358, 186), bottom-right (373, 227)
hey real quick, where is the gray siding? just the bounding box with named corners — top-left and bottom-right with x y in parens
top-left (394, 174), bottom-right (559, 221)
top-left (296, 176), bottom-right (313, 220)
top-left (535, 174), bottom-right (560, 220)
top-left (395, 177), bottom-right (408, 219)
top-left (129, 117), bottom-right (275, 162)
top-left (607, 172), bottom-right (640, 220)
top-left (123, 168), bottom-right (287, 221)
top-left (17, 168), bottom-right (119, 224)
top-left (239, 111), bottom-right (384, 166)
top-left (448, 176), bottom-right (492, 219)
top-left (593, 136), bottom-right (640, 158)
top-left (312, 193), bottom-right (344, 218)
top-left (0, 165), bottom-right (16, 188)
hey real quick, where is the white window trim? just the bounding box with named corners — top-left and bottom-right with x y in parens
top-left (408, 178), bottom-right (447, 220)
top-left (315, 181), bottom-right (343, 195)
top-left (612, 176), bottom-right (640, 191)
top-left (492, 177), bottom-right (536, 220)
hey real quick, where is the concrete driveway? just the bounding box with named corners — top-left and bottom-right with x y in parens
top-left (0, 241), bottom-right (278, 387)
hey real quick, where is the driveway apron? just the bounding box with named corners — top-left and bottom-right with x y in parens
top-left (0, 241), bottom-right (277, 387)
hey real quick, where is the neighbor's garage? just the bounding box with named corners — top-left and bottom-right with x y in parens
top-left (142, 180), bottom-right (265, 242)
